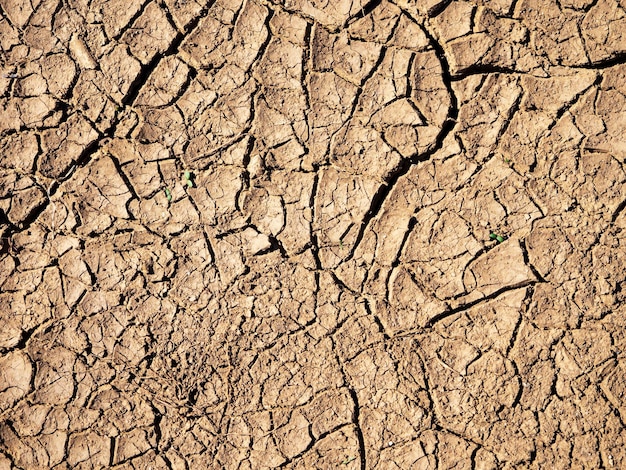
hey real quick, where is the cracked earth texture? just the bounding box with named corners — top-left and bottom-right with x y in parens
top-left (1, 0), bottom-right (626, 467)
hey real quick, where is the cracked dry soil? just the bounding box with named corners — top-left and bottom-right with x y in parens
top-left (1, 0), bottom-right (626, 467)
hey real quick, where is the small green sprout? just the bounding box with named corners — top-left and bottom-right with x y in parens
top-left (341, 456), bottom-right (356, 465)
top-left (489, 232), bottom-right (506, 243)
top-left (164, 188), bottom-right (172, 201)
top-left (183, 170), bottom-right (194, 188)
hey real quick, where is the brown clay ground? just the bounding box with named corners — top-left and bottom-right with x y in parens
top-left (1, 0), bottom-right (626, 468)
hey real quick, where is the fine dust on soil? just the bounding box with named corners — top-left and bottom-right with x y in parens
top-left (1, 0), bottom-right (626, 468)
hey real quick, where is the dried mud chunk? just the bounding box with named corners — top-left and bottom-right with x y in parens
top-left (581, 0), bottom-right (626, 63)
top-left (526, 219), bottom-right (574, 281)
top-left (459, 239), bottom-right (537, 305)
top-left (33, 347), bottom-right (76, 406)
top-left (307, 71), bottom-right (358, 166)
top-left (169, 262), bottom-right (219, 309)
top-left (163, 0), bottom-right (204, 29)
top-left (214, 235), bottom-right (246, 285)
top-left (79, 307), bottom-right (127, 359)
top-left (602, 362), bottom-right (626, 424)
top-left (83, 243), bottom-right (130, 291)
top-left (411, 49), bottom-right (450, 126)
top-left (170, 227), bottom-right (212, 268)
top-left (529, 282), bottom-right (581, 329)
top-left (0, 293), bottom-right (26, 349)
top-left (15, 66), bottom-right (48, 97)
top-left (346, 347), bottom-right (430, 464)
top-left (0, 173), bottom-right (47, 226)
top-left (385, 267), bottom-right (449, 331)
top-left (348, 0), bottom-right (401, 43)
top-left (256, 36), bottom-right (304, 89)
top-left (192, 165), bottom-right (246, 230)
top-left (252, 172), bottom-right (314, 253)
top-left (70, 73), bottom-right (119, 130)
top-left (361, 175), bottom-right (416, 266)
top-left (0, 19), bottom-right (19, 54)
top-left (440, 288), bottom-right (525, 353)
top-left (69, 34), bottom-right (97, 70)
top-left (576, 152), bottom-right (626, 215)
top-left (331, 121), bottom-right (403, 178)
top-left (16, 95), bottom-right (58, 127)
top-left (67, 430), bottom-right (111, 468)
top-left (114, 428), bottom-right (157, 463)
top-left (0, 423), bottom-right (67, 468)
top-left (431, 1), bottom-right (475, 42)
top-left (269, 7), bottom-right (309, 44)
top-left (239, 227), bottom-right (271, 255)
top-left (179, 15), bottom-right (232, 69)
top-left (20, 266), bottom-right (61, 325)
top-left (135, 56), bottom-right (190, 107)
top-left (99, 45), bottom-right (142, 102)
top-left (457, 73), bottom-right (522, 162)
top-left (11, 402), bottom-right (51, 438)
top-left (41, 53), bottom-right (77, 98)
top-left (127, 196), bottom-right (170, 228)
top-left (231, 0), bottom-right (270, 67)
top-left (425, 336), bottom-right (520, 430)
top-left (400, 208), bottom-right (483, 301)
top-left (40, 113), bottom-right (99, 179)
top-left (311, 24), bottom-right (334, 70)
top-left (255, 96), bottom-right (303, 148)
top-left (446, 33), bottom-right (496, 74)
top-left (113, 324), bottom-right (150, 367)
top-left (82, 154), bottom-right (133, 220)
top-left (591, 232), bottom-right (626, 308)
top-left (301, 388), bottom-right (353, 438)
top-left (0, 350), bottom-right (33, 412)
top-left (265, 138), bottom-right (306, 171)
top-left (554, 328), bottom-right (613, 395)
top-left (0, 0), bottom-right (33, 28)
top-left (90, 388), bottom-right (155, 435)
top-left (132, 106), bottom-right (188, 152)
top-left (521, 71), bottom-right (598, 114)
top-left (314, 168), bottom-right (380, 268)
top-left (121, 3), bottom-right (177, 65)
top-left (245, 413), bottom-right (288, 467)
top-left (333, 306), bottom-right (385, 361)
top-left (333, 32), bottom-right (383, 85)
top-left (485, 408), bottom-right (538, 463)
top-left (280, 0), bottom-right (367, 29)
top-left (0, 101), bottom-right (22, 133)
top-left (377, 437), bottom-right (436, 469)
top-left (178, 78), bottom-right (255, 153)
top-left (1, 260), bottom-right (45, 293)
top-left (289, 426), bottom-right (361, 469)
top-left (273, 410), bottom-right (312, 459)
top-left (539, 389), bottom-right (615, 467)
top-left (516, 0), bottom-right (587, 66)
top-left (97, 0), bottom-right (144, 38)
top-left (251, 334), bottom-right (342, 409)
top-left (108, 140), bottom-right (165, 198)
top-left (0, 132), bottom-right (39, 172)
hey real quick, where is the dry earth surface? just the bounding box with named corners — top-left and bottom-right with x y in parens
top-left (1, 0), bottom-right (626, 467)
